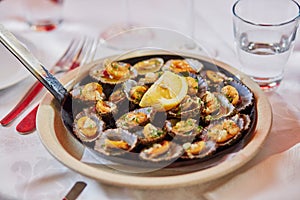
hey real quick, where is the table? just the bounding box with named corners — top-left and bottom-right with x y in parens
top-left (1, 0), bottom-right (300, 199)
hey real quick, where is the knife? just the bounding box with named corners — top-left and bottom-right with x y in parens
top-left (16, 104), bottom-right (39, 134)
top-left (0, 81), bottom-right (43, 126)
top-left (62, 181), bottom-right (87, 200)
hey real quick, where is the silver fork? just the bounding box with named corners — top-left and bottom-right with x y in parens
top-left (0, 36), bottom-right (97, 132)
top-left (53, 36), bottom-right (97, 74)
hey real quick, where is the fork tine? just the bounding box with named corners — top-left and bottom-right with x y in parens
top-left (69, 36), bottom-right (89, 69)
top-left (70, 36), bottom-right (98, 70)
top-left (81, 37), bottom-right (98, 64)
top-left (52, 36), bottom-right (85, 74)
top-left (54, 38), bottom-right (81, 68)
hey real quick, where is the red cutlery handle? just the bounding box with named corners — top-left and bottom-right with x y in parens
top-left (0, 81), bottom-right (43, 126)
top-left (16, 104), bottom-right (39, 134)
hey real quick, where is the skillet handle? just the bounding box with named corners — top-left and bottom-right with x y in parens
top-left (0, 24), bottom-right (67, 104)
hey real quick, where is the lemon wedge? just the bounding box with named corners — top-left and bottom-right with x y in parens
top-left (139, 71), bottom-right (188, 111)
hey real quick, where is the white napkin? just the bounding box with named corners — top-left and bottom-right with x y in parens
top-left (204, 143), bottom-right (300, 200)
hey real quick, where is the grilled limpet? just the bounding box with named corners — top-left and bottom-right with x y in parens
top-left (73, 108), bottom-right (105, 142)
top-left (94, 128), bottom-right (138, 156)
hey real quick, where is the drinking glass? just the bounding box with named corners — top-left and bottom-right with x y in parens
top-left (22, 0), bottom-right (64, 31)
top-left (232, 0), bottom-right (300, 91)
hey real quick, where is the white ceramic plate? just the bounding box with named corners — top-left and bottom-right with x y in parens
top-left (0, 34), bottom-right (37, 90)
top-left (37, 51), bottom-right (272, 189)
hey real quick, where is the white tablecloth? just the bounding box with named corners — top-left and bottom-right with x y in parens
top-left (1, 0), bottom-right (300, 199)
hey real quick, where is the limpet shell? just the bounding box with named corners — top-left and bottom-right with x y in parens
top-left (138, 71), bottom-right (162, 86)
top-left (95, 100), bottom-right (118, 128)
top-left (202, 114), bottom-right (251, 147)
top-left (70, 82), bottom-right (106, 102)
top-left (162, 58), bottom-right (203, 74)
top-left (201, 92), bottom-right (235, 122)
top-left (73, 108), bottom-right (105, 142)
top-left (223, 80), bottom-right (254, 112)
top-left (109, 88), bottom-right (127, 105)
top-left (123, 79), bottom-right (148, 105)
top-left (94, 128), bottom-right (138, 156)
top-left (133, 57), bottom-right (164, 75)
top-left (164, 118), bottom-right (203, 143)
top-left (133, 123), bottom-right (167, 145)
top-left (203, 70), bottom-right (228, 84)
top-left (139, 140), bottom-right (184, 162)
top-left (116, 107), bottom-right (155, 131)
top-left (89, 61), bottom-right (137, 85)
top-left (181, 140), bottom-right (217, 159)
top-left (168, 95), bottom-right (202, 119)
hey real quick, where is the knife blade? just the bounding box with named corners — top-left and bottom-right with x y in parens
top-left (62, 181), bottom-right (87, 200)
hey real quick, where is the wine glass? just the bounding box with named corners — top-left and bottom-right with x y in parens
top-left (98, 0), bottom-right (151, 50)
top-left (98, 0), bottom-right (217, 57)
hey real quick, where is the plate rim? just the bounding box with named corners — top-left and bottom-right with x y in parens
top-left (0, 33), bottom-right (37, 90)
top-left (37, 51), bottom-right (272, 189)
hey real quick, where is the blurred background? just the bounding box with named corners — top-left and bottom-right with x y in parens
top-left (0, 0), bottom-right (239, 67)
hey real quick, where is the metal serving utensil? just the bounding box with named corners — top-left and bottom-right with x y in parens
top-left (15, 37), bottom-right (97, 134)
top-left (0, 24), bottom-right (76, 133)
top-left (1, 37), bottom-right (84, 127)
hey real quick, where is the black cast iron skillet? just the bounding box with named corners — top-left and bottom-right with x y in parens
top-left (0, 24), bottom-right (257, 173)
